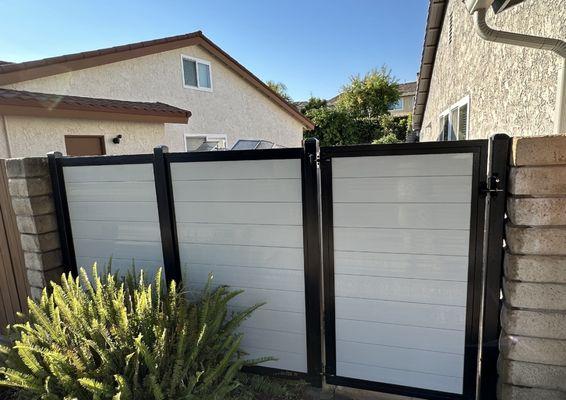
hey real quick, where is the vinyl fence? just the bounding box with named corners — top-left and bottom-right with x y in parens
top-left (48, 137), bottom-right (509, 400)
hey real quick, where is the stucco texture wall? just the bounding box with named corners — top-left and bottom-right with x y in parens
top-left (0, 115), bottom-right (164, 157)
top-left (3, 44), bottom-right (305, 150)
top-left (420, 0), bottom-right (566, 141)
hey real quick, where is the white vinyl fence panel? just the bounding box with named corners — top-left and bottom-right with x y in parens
top-left (171, 159), bottom-right (307, 373)
top-left (332, 153), bottom-right (474, 394)
top-left (63, 164), bottom-right (163, 277)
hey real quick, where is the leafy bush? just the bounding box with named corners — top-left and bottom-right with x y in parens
top-left (0, 266), bottom-right (265, 399)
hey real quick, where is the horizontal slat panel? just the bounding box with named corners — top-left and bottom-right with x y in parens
top-left (336, 340), bottom-right (464, 378)
top-left (244, 347), bottom-right (307, 373)
top-left (175, 202), bottom-right (302, 225)
top-left (336, 361), bottom-right (462, 394)
top-left (333, 176), bottom-right (472, 203)
top-left (76, 256), bottom-right (161, 278)
top-left (240, 327), bottom-right (306, 355)
top-left (332, 153), bottom-right (473, 178)
top-left (74, 239), bottom-right (163, 262)
top-left (335, 297), bottom-right (466, 331)
top-left (173, 158), bottom-right (307, 374)
top-left (334, 252), bottom-right (468, 281)
top-left (64, 164), bottom-right (154, 182)
top-left (179, 244), bottom-right (303, 270)
top-left (177, 223), bottom-right (303, 248)
top-left (336, 319), bottom-right (465, 354)
top-left (236, 308), bottom-right (305, 334)
top-left (335, 275), bottom-right (468, 306)
top-left (69, 202), bottom-right (159, 222)
top-left (72, 220), bottom-right (161, 242)
top-left (334, 227), bottom-right (470, 256)
top-left (66, 181), bottom-right (157, 202)
top-left (172, 179), bottom-right (301, 203)
top-left (334, 203), bottom-right (471, 230)
top-left (186, 264), bottom-right (304, 292)
top-left (170, 159), bottom-right (301, 180)
top-left (185, 284), bottom-right (305, 314)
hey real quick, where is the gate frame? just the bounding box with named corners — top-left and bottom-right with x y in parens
top-left (319, 140), bottom-right (491, 400)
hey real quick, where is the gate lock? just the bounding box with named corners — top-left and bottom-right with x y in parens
top-left (481, 175), bottom-right (504, 196)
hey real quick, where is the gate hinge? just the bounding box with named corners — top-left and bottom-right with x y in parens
top-left (481, 175), bottom-right (504, 196)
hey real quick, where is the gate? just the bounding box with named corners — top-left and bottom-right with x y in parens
top-left (320, 139), bottom-right (507, 400)
top-left (48, 137), bottom-right (509, 399)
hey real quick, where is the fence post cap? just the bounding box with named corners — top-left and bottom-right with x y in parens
top-left (153, 145), bottom-right (169, 154)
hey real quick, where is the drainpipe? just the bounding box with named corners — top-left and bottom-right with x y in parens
top-left (473, 8), bottom-right (566, 133)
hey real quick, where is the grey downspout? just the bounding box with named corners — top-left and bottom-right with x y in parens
top-left (474, 8), bottom-right (566, 133)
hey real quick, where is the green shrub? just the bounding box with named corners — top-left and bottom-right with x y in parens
top-left (0, 266), bottom-right (266, 399)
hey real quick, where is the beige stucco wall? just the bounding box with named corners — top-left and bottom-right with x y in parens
top-left (420, 0), bottom-right (565, 141)
top-left (2, 44), bottom-right (305, 151)
top-left (0, 115), bottom-right (164, 157)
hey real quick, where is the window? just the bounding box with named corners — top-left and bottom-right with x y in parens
top-left (182, 56), bottom-right (212, 91)
top-left (231, 139), bottom-right (275, 150)
top-left (438, 96), bottom-right (469, 141)
top-left (185, 134), bottom-right (226, 152)
top-left (389, 98), bottom-right (404, 111)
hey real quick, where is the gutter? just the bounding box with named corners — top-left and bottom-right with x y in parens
top-left (473, 8), bottom-right (566, 133)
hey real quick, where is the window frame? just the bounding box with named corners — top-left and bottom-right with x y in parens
top-left (438, 95), bottom-right (470, 141)
top-left (184, 133), bottom-right (227, 152)
top-left (389, 98), bottom-right (404, 111)
top-left (181, 55), bottom-right (213, 92)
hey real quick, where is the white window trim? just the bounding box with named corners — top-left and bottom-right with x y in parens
top-left (181, 55), bottom-right (213, 92)
top-left (439, 95), bottom-right (470, 141)
top-left (184, 133), bottom-right (227, 151)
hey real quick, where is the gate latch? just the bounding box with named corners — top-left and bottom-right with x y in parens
top-left (481, 175), bottom-right (504, 196)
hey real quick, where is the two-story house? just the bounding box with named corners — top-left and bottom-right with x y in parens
top-left (0, 31), bottom-right (313, 157)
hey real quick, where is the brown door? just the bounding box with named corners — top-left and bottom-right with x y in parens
top-left (65, 135), bottom-right (106, 156)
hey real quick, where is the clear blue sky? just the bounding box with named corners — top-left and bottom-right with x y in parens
top-left (0, 0), bottom-right (428, 100)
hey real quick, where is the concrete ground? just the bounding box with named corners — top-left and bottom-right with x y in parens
top-left (306, 386), bottom-right (418, 400)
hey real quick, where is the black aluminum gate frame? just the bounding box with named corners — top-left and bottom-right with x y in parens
top-left (49, 137), bottom-right (509, 399)
top-left (319, 138), bottom-right (509, 400)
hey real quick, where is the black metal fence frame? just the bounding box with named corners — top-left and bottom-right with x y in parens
top-left (48, 141), bottom-right (324, 386)
top-left (48, 137), bottom-right (509, 398)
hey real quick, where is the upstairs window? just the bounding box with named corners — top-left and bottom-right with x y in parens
top-left (389, 98), bottom-right (404, 111)
top-left (438, 96), bottom-right (469, 141)
top-left (182, 56), bottom-right (212, 91)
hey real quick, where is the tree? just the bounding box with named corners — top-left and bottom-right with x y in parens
top-left (300, 97), bottom-right (327, 114)
top-left (304, 107), bottom-right (379, 146)
top-left (335, 67), bottom-right (400, 118)
top-left (265, 80), bottom-right (292, 102)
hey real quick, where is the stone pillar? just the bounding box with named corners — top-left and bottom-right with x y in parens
top-left (499, 135), bottom-right (566, 399)
top-left (5, 157), bottom-right (63, 298)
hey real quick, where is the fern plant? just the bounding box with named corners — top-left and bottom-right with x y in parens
top-left (0, 265), bottom-right (267, 399)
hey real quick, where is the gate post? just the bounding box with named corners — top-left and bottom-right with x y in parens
top-left (480, 134), bottom-right (510, 399)
top-left (301, 138), bottom-right (323, 387)
top-left (47, 151), bottom-right (77, 277)
top-left (152, 145), bottom-right (182, 284)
